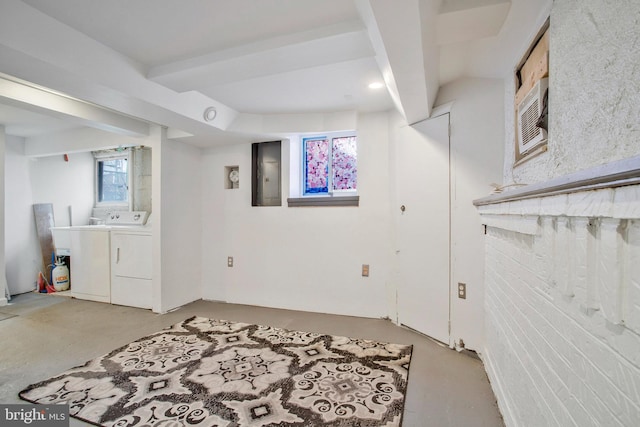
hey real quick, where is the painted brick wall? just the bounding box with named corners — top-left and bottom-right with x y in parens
top-left (479, 186), bottom-right (640, 426)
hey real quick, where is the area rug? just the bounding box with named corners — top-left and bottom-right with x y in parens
top-left (19, 316), bottom-right (412, 426)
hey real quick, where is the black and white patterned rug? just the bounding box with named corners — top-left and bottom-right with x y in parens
top-left (19, 316), bottom-right (412, 426)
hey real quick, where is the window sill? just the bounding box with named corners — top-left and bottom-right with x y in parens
top-left (287, 196), bottom-right (359, 207)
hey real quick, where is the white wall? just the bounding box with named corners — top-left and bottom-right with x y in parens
top-left (24, 127), bottom-right (153, 227)
top-left (5, 127), bottom-right (152, 296)
top-left (201, 112), bottom-right (393, 318)
top-left (5, 136), bottom-right (40, 295)
top-left (160, 138), bottom-right (202, 312)
top-left (0, 127), bottom-right (7, 304)
top-left (201, 101), bottom-right (504, 350)
top-left (4, 142), bottom-right (93, 295)
top-left (29, 152), bottom-right (94, 227)
top-left (434, 77), bottom-right (505, 351)
top-left (505, 0), bottom-right (640, 185)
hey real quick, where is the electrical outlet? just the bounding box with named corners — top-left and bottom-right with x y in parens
top-left (458, 282), bottom-right (466, 299)
top-left (227, 256), bottom-right (233, 267)
top-left (362, 264), bottom-right (370, 277)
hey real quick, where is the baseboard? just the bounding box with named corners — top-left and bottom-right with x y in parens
top-left (201, 297), bottom-right (227, 304)
top-left (479, 347), bottom-right (515, 427)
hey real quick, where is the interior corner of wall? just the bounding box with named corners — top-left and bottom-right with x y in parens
top-left (430, 101), bottom-right (453, 118)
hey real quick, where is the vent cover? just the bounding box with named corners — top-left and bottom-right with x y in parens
top-left (517, 78), bottom-right (548, 155)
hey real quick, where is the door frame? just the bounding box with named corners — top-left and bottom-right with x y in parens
top-left (393, 111), bottom-right (452, 346)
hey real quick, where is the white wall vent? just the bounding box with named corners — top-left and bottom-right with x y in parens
top-left (517, 78), bottom-right (548, 155)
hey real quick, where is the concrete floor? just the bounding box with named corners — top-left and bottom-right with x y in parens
top-left (0, 293), bottom-right (504, 426)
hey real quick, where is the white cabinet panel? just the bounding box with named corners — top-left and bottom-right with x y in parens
top-left (111, 277), bottom-right (152, 309)
top-left (70, 229), bottom-right (111, 303)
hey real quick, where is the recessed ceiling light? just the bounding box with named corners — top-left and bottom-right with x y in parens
top-left (368, 82), bottom-right (384, 89)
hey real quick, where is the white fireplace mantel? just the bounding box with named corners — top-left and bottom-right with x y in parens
top-left (474, 155), bottom-right (640, 427)
top-left (474, 154), bottom-right (640, 208)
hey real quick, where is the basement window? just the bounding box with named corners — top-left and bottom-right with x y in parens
top-left (288, 131), bottom-right (359, 207)
top-left (94, 151), bottom-right (130, 207)
top-left (514, 18), bottom-right (550, 165)
top-left (303, 135), bottom-right (357, 194)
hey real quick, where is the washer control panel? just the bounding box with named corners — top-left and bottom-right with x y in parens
top-left (106, 211), bottom-right (148, 226)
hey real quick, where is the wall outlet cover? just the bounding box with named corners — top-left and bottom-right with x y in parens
top-left (362, 264), bottom-right (370, 277)
top-left (458, 282), bottom-right (466, 299)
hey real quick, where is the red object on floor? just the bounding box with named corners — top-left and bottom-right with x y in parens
top-left (37, 272), bottom-right (46, 292)
top-left (37, 271), bottom-right (56, 293)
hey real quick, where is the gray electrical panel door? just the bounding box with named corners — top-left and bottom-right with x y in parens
top-left (252, 141), bottom-right (281, 206)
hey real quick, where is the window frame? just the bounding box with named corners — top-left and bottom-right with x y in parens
top-left (94, 151), bottom-right (131, 208)
top-left (287, 131), bottom-right (359, 207)
top-left (301, 132), bottom-right (358, 197)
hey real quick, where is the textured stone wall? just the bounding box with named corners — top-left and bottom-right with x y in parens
top-left (507, 0), bottom-right (640, 185)
top-left (132, 146), bottom-right (152, 213)
top-left (479, 185), bottom-right (640, 426)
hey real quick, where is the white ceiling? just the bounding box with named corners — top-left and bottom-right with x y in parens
top-left (0, 0), bottom-right (550, 146)
top-left (22, 0), bottom-right (362, 67)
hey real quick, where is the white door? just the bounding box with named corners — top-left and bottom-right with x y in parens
top-left (395, 114), bottom-right (450, 344)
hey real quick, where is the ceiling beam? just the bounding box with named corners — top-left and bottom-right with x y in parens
top-left (0, 75), bottom-right (149, 137)
top-left (24, 127), bottom-right (145, 157)
top-left (437, 0), bottom-right (511, 45)
top-left (356, 0), bottom-right (437, 124)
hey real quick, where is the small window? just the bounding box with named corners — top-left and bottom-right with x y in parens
top-left (514, 18), bottom-right (549, 165)
top-left (303, 135), bottom-right (357, 195)
top-left (96, 155), bottom-right (129, 206)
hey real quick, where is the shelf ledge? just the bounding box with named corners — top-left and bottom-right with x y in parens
top-left (474, 155), bottom-right (640, 206)
top-left (287, 196), bottom-right (359, 207)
